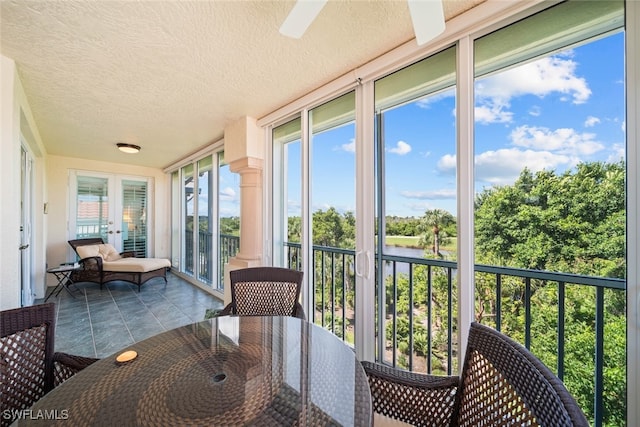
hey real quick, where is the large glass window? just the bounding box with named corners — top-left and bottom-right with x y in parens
top-left (218, 153), bottom-right (240, 288)
top-left (171, 151), bottom-right (238, 294)
top-left (272, 117), bottom-right (302, 269)
top-left (374, 46), bottom-right (457, 372)
top-left (182, 163), bottom-right (195, 277)
top-left (473, 1), bottom-right (625, 425)
top-left (268, 1), bottom-right (630, 423)
top-left (272, 93), bottom-right (357, 344)
top-left (197, 157), bottom-right (213, 284)
top-left (309, 92), bottom-right (356, 343)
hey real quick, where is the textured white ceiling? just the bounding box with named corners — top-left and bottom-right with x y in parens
top-left (1, 0), bottom-right (484, 169)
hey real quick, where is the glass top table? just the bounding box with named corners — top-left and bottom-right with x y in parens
top-left (25, 316), bottom-right (372, 426)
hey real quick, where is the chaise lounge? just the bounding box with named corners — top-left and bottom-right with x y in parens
top-left (68, 238), bottom-right (171, 292)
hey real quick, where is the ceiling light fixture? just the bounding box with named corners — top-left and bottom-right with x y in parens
top-left (117, 143), bottom-right (141, 154)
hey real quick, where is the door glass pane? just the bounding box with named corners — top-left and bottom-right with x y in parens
top-left (182, 164), bottom-right (195, 277)
top-left (197, 156), bottom-right (213, 284)
top-left (218, 152), bottom-right (240, 289)
top-left (76, 176), bottom-right (109, 240)
top-left (171, 171), bottom-right (180, 268)
top-left (121, 180), bottom-right (148, 257)
top-left (473, 1), bottom-right (625, 424)
top-left (273, 117), bottom-right (302, 269)
top-left (374, 46), bottom-right (457, 372)
top-left (309, 91), bottom-right (356, 344)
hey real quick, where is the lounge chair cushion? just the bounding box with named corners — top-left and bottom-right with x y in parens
top-left (74, 243), bottom-right (171, 273)
top-left (75, 243), bottom-right (122, 262)
top-left (102, 257), bottom-right (171, 273)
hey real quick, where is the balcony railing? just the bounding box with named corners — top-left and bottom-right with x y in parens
top-left (184, 231), bottom-right (239, 288)
top-left (283, 241), bottom-right (625, 427)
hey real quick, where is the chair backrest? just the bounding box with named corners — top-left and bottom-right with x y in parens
top-left (0, 303), bottom-right (56, 426)
top-left (454, 322), bottom-right (589, 427)
top-left (68, 237), bottom-right (105, 256)
top-left (229, 267), bottom-right (304, 317)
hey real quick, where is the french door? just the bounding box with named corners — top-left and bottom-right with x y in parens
top-left (69, 171), bottom-right (151, 256)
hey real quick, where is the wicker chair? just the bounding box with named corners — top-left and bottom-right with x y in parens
top-left (219, 267), bottom-right (305, 319)
top-left (0, 303), bottom-right (98, 426)
top-left (362, 322), bottom-right (589, 427)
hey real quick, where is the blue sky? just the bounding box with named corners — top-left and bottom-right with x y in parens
top-left (218, 163), bottom-right (240, 217)
top-left (213, 31), bottom-right (624, 221)
top-left (295, 31), bottom-right (625, 219)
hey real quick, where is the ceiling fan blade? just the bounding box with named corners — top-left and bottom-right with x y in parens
top-left (279, 0), bottom-right (328, 39)
top-left (407, 0), bottom-right (445, 45)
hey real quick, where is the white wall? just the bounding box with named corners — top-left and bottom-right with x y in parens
top-left (0, 55), bottom-right (49, 309)
top-left (0, 55), bottom-right (21, 309)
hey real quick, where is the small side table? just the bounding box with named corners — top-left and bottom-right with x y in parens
top-left (45, 264), bottom-right (80, 301)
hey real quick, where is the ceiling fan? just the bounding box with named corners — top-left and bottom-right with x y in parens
top-left (279, 0), bottom-right (445, 45)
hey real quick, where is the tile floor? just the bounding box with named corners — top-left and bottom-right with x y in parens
top-left (35, 272), bottom-right (224, 358)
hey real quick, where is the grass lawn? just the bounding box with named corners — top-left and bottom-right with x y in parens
top-left (385, 235), bottom-right (458, 253)
top-left (385, 235), bottom-right (421, 247)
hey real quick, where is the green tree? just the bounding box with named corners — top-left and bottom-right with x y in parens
top-left (219, 216), bottom-right (239, 235)
top-left (417, 209), bottom-right (456, 258)
top-left (474, 161), bottom-right (626, 426)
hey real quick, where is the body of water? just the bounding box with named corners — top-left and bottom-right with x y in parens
top-left (381, 245), bottom-right (426, 275)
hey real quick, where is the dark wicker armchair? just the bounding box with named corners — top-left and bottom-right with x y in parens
top-left (219, 267), bottom-right (305, 319)
top-left (362, 322), bottom-right (589, 427)
top-left (0, 303), bottom-right (98, 426)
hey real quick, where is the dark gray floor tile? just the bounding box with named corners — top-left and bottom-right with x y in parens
top-left (43, 272), bottom-right (221, 359)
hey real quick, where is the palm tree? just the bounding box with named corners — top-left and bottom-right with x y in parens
top-left (418, 209), bottom-right (455, 258)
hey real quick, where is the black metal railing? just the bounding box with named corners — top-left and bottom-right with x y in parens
top-left (184, 231), bottom-right (239, 289)
top-left (283, 241), bottom-right (625, 427)
top-left (219, 233), bottom-right (240, 286)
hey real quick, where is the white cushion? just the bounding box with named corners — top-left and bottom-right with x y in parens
top-left (102, 257), bottom-right (170, 273)
top-left (76, 243), bottom-right (122, 261)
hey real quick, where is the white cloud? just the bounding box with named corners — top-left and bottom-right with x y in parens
top-left (219, 187), bottom-right (236, 201)
top-left (607, 143), bottom-right (625, 163)
top-left (437, 124), bottom-right (606, 186)
top-left (475, 149), bottom-right (573, 185)
top-left (475, 55), bottom-right (591, 124)
top-left (584, 116), bottom-right (601, 127)
top-left (621, 120), bottom-right (626, 132)
top-left (475, 103), bottom-right (513, 124)
top-left (406, 201), bottom-right (435, 213)
top-left (437, 154), bottom-right (456, 175)
top-left (388, 140), bottom-right (412, 155)
top-left (341, 138), bottom-right (355, 153)
top-left (510, 125), bottom-right (604, 156)
top-left (437, 149), bottom-right (574, 186)
top-left (528, 106), bottom-right (541, 117)
top-left (477, 56), bottom-right (590, 104)
top-left (400, 189), bottom-right (456, 200)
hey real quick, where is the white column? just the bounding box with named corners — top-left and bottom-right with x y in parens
top-left (223, 116), bottom-right (265, 305)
